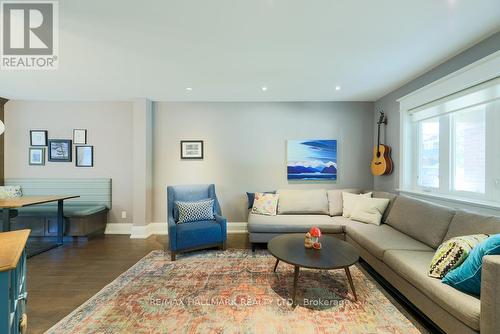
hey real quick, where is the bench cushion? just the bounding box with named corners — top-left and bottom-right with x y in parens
top-left (16, 205), bottom-right (108, 217)
top-left (344, 221), bottom-right (432, 260)
top-left (247, 213), bottom-right (343, 234)
top-left (386, 196), bottom-right (455, 249)
top-left (383, 250), bottom-right (480, 331)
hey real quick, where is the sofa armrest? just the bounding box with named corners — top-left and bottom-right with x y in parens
top-left (480, 255), bottom-right (500, 334)
top-left (214, 214), bottom-right (227, 241)
top-left (167, 216), bottom-right (177, 251)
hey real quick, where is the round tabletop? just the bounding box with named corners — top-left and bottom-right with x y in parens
top-left (267, 234), bottom-right (359, 270)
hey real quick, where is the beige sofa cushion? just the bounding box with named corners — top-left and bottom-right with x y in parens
top-left (385, 196), bottom-right (455, 249)
top-left (342, 192), bottom-right (372, 218)
top-left (247, 213), bottom-right (343, 234)
top-left (383, 250), bottom-right (480, 331)
top-left (350, 197), bottom-right (390, 225)
top-left (326, 188), bottom-right (362, 216)
top-left (344, 221), bottom-right (433, 259)
top-left (277, 189), bottom-right (328, 214)
top-left (444, 210), bottom-right (500, 241)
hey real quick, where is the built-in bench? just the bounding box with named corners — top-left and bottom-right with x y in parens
top-left (5, 178), bottom-right (112, 237)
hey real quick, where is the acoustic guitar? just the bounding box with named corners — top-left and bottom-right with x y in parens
top-left (370, 111), bottom-right (393, 176)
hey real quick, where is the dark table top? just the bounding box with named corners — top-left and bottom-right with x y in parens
top-left (268, 234), bottom-right (359, 270)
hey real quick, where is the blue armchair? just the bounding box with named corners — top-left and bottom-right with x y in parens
top-left (167, 184), bottom-right (227, 261)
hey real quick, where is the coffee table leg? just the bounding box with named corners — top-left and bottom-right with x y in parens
top-left (292, 266), bottom-right (300, 307)
top-left (344, 267), bottom-right (357, 301)
top-left (273, 258), bottom-right (279, 272)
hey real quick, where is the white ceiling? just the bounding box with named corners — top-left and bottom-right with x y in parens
top-left (1, 0), bottom-right (499, 102)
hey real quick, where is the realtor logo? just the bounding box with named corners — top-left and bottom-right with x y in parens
top-left (1, 1), bottom-right (58, 70)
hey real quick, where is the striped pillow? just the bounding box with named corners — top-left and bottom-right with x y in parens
top-left (428, 234), bottom-right (488, 278)
top-left (175, 199), bottom-right (215, 224)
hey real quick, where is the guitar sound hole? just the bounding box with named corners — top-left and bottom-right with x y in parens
top-left (376, 152), bottom-right (381, 158)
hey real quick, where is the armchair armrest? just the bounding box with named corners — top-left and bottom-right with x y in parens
top-left (480, 255), bottom-right (500, 334)
top-left (167, 216), bottom-right (177, 251)
top-left (214, 214), bottom-right (227, 241)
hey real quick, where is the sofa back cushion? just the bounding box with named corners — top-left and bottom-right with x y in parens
top-left (385, 196), bottom-right (455, 249)
top-left (444, 210), bottom-right (500, 241)
top-left (326, 188), bottom-right (361, 216)
top-left (277, 189), bottom-right (328, 215)
top-left (371, 191), bottom-right (397, 223)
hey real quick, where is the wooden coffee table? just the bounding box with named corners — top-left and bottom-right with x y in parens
top-left (268, 233), bottom-right (360, 307)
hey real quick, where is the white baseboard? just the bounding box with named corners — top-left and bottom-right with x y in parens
top-left (130, 222), bottom-right (168, 239)
top-left (106, 221), bottom-right (248, 239)
top-left (105, 223), bottom-right (132, 234)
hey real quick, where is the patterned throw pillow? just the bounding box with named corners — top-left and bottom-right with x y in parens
top-left (175, 199), bottom-right (215, 224)
top-left (442, 234), bottom-right (500, 296)
top-left (251, 192), bottom-right (279, 216)
top-left (0, 186), bottom-right (23, 199)
top-left (428, 234), bottom-right (488, 278)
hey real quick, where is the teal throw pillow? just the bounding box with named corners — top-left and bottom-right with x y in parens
top-left (442, 234), bottom-right (500, 296)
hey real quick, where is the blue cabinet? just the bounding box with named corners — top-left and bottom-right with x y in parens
top-left (0, 230), bottom-right (30, 334)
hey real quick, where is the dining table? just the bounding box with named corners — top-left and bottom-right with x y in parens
top-left (0, 195), bottom-right (79, 257)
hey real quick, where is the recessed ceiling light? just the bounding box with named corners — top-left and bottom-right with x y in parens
top-left (186, 87), bottom-right (193, 91)
top-left (335, 86), bottom-right (341, 91)
top-left (261, 86), bottom-right (268, 92)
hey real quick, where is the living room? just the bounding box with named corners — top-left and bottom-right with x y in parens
top-left (0, 1), bottom-right (499, 334)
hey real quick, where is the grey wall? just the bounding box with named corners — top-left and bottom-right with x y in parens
top-left (153, 102), bottom-right (374, 222)
top-left (373, 31), bottom-right (500, 191)
top-left (4, 101), bottom-right (134, 224)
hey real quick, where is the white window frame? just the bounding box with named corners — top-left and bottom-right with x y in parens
top-left (398, 50), bottom-right (500, 209)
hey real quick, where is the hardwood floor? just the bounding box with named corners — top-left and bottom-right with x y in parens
top-left (27, 234), bottom-right (249, 334)
top-left (26, 234), bottom-right (432, 334)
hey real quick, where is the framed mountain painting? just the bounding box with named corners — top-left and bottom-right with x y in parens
top-left (287, 140), bottom-right (337, 180)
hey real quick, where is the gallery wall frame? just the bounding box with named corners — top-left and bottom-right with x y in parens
top-left (75, 145), bottom-right (94, 167)
top-left (30, 130), bottom-right (48, 146)
top-left (73, 129), bottom-right (87, 144)
top-left (29, 147), bottom-right (45, 166)
top-left (48, 139), bottom-right (72, 162)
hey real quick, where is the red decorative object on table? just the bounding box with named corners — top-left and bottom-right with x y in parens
top-left (305, 227), bottom-right (322, 250)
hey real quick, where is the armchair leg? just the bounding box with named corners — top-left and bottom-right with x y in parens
top-left (222, 241), bottom-right (227, 250)
top-left (171, 252), bottom-right (176, 261)
top-left (251, 243), bottom-right (256, 253)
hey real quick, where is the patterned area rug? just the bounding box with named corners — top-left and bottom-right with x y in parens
top-left (47, 250), bottom-right (422, 334)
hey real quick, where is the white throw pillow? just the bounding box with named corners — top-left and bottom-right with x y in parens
top-left (350, 197), bottom-right (390, 225)
top-left (327, 189), bottom-right (362, 216)
top-left (342, 192), bottom-right (372, 218)
top-left (277, 189), bottom-right (328, 214)
top-left (251, 192), bottom-right (279, 216)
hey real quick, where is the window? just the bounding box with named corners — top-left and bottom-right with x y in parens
top-left (452, 107), bottom-right (485, 194)
top-left (418, 118), bottom-right (439, 188)
top-left (406, 78), bottom-right (500, 204)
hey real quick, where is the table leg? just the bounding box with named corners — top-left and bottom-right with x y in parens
top-left (273, 258), bottom-right (279, 272)
top-left (57, 200), bottom-right (64, 246)
top-left (292, 266), bottom-right (300, 307)
top-left (2, 208), bottom-right (10, 232)
top-left (344, 266), bottom-right (357, 301)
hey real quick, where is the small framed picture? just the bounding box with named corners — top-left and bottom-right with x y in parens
top-left (30, 130), bottom-right (48, 146)
top-left (73, 129), bottom-right (87, 144)
top-left (48, 139), bottom-right (72, 162)
top-left (29, 147), bottom-right (45, 166)
top-left (181, 140), bottom-right (204, 159)
top-left (75, 146), bottom-right (93, 167)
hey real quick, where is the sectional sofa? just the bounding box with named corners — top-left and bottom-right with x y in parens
top-left (247, 189), bottom-right (500, 334)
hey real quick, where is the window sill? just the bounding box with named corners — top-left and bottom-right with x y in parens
top-left (397, 189), bottom-right (500, 212)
